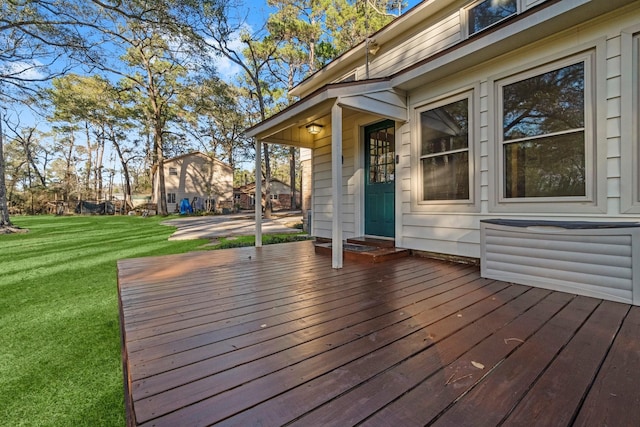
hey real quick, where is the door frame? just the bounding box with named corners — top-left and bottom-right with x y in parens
top-left (362, 119), bottom-right (396, 238)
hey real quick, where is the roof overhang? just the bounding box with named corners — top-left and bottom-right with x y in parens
top-left (289, 0), bottom-right (453, 98)
top-left (391, 0), bottom-right (638, 91)
top-left (246, 79), bottom-right (407, 147)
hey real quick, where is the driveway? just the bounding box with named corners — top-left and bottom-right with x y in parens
top-left (161, 211), bottom-right (304, 241)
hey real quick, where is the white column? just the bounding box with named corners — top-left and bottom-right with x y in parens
top-left (255, 139), bottom-right (262, 247)
top-left (331, 102), bottom-right (343, 269)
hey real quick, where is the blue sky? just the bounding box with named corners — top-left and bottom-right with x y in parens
top-left (215, 0), bottom-right (424, 79)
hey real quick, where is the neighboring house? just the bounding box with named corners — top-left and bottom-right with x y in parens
top-left (234, 178), bottom-right (300, 211)
top-left (153, 151), bottom-right (233, 213)
top-left (247, 0), bottom-right (640, 305)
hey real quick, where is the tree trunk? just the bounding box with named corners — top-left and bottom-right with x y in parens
top-left (111, 132), bottom-right (133, 209)
top-left (85, 122), bottom-right (92, 198)
top-left (20, 130), bottom-right (47, 189)
top-left (64, 134), bottom-right (75, 203)
top-left (95, 134), bottom-right (105, 201)
top-left (154, 129), bottom-right (168, 215)
top-left (0, 117), bottom-right (12, 227)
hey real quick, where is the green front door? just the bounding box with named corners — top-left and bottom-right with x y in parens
top-left (364, 120), bottom-right (395, 237)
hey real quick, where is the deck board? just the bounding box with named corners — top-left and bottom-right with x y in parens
top-left (117, 241), bottom-right (640, 427)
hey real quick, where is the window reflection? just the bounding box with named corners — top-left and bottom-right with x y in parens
top-left (502, 62), bottom-right (586, 198)
top-left (468, 0), bottom-right (517, 36)
top-left (420, 98), bottom-right (470, 201)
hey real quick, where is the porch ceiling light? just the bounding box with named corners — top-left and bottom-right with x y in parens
top-left (306, 123), bottom-right (323, 135)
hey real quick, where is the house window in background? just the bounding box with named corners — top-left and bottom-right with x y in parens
top-left (467, 0), bottom-right (517, 36)
top-left (169, 167), bottom-right (177, 176)
top-left (167, 193), bottom-right (176, 204)
top-left (500, 57), bottom-right (588, 199)
top-left (419, 94), bottom-right (471, 201)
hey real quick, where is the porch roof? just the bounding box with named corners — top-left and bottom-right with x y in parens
top-left (245, 78), bottom-right (407, 147)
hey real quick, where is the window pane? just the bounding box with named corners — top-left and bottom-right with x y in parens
top-left (368, 126), bottom-right (395, 183)
top-left (422, 151), bottom-right (469, 200)
top-left (468, 0), bottom-right (517, 35)
top-left (504, 132), bottom-right (585, 198)
top-left (503, 62), bottom-right (584, 140)
top-left (421, 99), bottom-right (468, 156)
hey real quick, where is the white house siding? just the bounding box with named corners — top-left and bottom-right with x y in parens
top-left (399, 5), bottom-right (640, 258)
top-left (362, 11), bottom-right (462, 80)
top-left (312, 110), bottom-right (386, 240)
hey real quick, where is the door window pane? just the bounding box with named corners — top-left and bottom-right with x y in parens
top-left (368, 126), bottom-right (395, 184)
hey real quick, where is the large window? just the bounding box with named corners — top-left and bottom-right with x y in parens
top-left (500, 60), bottom-right (587, 199)
top-left (419, 95), bottom-right (470, 201)
top-left (467, 0), bottom-right (517, 36)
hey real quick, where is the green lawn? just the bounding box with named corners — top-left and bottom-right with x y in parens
top-left (0, 215), bottom-right (209, 426)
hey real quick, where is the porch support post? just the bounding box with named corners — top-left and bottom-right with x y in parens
top-left (331, 102), bottom-right (343, 269)
top-left (255, 138), bottom-right (262, 248)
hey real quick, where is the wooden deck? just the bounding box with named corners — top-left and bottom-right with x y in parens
top-left (117, 241), bottom-right (640, 427)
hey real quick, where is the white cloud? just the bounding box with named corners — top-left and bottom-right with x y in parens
top-left (3, 60), bottom-right (47, 81)
top-left (206, 23), bottom-right (253, 82)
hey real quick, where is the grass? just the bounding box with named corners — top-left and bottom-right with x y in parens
top-left (0, 215), bottom-right (227, 426)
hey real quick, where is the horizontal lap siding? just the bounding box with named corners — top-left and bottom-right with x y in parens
top-left (313, 122), bottom-right (357, 239)
top-left (399, 7), bottom-right (640, 261)
top-left (481, 224), bottom-right (638, 303)
top-left (367, 13), bottom-right (462, 79)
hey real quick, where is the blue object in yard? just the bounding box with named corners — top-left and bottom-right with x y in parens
top-left (179, 198), bottom-right (193, 214)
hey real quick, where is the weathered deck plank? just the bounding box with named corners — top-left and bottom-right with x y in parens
top-left (117, 241), bottom-right (640, 427)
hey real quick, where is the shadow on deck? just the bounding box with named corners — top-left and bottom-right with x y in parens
top-left (117, 240), bottom-right (640, 426)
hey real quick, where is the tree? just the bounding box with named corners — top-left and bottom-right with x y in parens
top-left (326, 0), bottom-right (405, 55)
top-left (0, 0), bottom-right (88, 228)
top-left (185, 2), bottom-right (284, 217)
top-left (180, 76), bottom-right (253, 168)
top-left (0, 113), bottom-right (10, 226)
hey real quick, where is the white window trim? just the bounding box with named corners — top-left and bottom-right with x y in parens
top-left (411, 87), bottom-right (480, 213)
top-left (462, 0), bottom-right (521, 39)
top-left (488, 45), bottom-right (607, 214)
top-left (621, 27), bottom-right (640, 213)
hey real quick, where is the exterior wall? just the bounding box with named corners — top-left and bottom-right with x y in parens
top-left (396, 5), bottom-right (640, 258)
top-left (300, 0), bottom-right (557, 97)
top-left (357, 8), bottom-right (463, 81)
top-left (300, 148), bottom-right (313, 231)
top-left (162, 154), bottom-right (233, 213)
top-left (312, 110), bottom-right (383, 239)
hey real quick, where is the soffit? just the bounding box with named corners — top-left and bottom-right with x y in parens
top-left (246, 79), bottom-right (407, 148)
